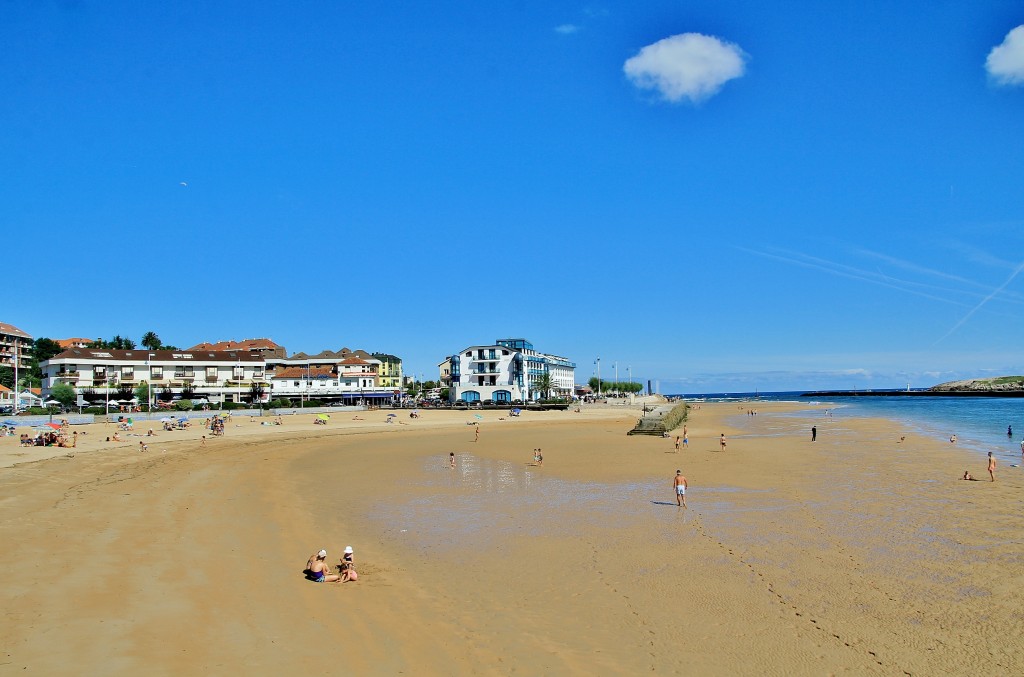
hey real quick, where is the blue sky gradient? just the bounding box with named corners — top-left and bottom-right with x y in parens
top-left (3, 1), bottom-right (1023, 392)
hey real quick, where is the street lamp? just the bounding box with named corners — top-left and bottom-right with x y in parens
top-left (596, 357), bottom-right (601, 398)
top-left (147, 353), bottom-right (155, 413)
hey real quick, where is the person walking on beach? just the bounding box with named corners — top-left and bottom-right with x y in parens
top-left (537, 448), bottom-right (543, 466)
top-left (673, 470), bottom-right (687, 507)
top-left (988, 452), bottom-right (996, 482)
top-left (474, 425), bottom-right (480, 442)
top-left (450, 452), bottom-right (456, 469)
top-left (674, 436), bottom-right (680, 452)
top-left (811, 426), bottom-right (817, 442)
top-left (719, 434), bottom-right (727, 451)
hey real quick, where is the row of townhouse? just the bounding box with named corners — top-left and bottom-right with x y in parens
top-left (443, 338), bottom-right (576, 404)
top-left (39, 340), bottom-right (405, 406)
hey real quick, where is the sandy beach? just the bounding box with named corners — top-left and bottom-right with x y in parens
top-left (2, 401), bottom-right (1023, 675)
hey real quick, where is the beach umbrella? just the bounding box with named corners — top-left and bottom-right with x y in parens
top-left (44, 422), bottom-right (61, 430)
top-left (160, 417), bottom-right (173, 423)
top-left (316, 414), bottom-right (330, 421)
top-left (511, 408), bottom-right (521, 415)
top-left (387, 413), bottom-right (397, 417)
top-left (177, 417), bottom-right (188, 422)
top-left (473, 414), bottom-right (483, 420)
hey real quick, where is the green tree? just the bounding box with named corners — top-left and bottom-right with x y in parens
top-left (0, 366), bottom-right (13, 389)
top-left (588, 376), bottom-right (603, 393)
top-left (249, 381), bottom-right (266, 405)
top-left (141, 331), bottom-right (161, 351)
top-left (535, 373), bottom-right (554, 400)
top-left (51, 383), bottom-right (77, 407)
top-left (134, 382), bottom-right (151, 407)
top-left (33, 338), bottom-right (63, 364)
top-left (116, 383), bottom-right (134, 401)
top-left (180, 382), bottom-right (196, 400)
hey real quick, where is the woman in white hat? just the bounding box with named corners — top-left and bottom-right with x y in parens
top-left (340, 546), bottom-right (358, 582)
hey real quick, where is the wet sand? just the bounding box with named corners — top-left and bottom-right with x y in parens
top-left (2, 402), bottom-right (1023, 675)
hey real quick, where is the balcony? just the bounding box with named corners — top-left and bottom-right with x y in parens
top-left (175, 374), bottom-right (196, 380)
top-left (205, 375), bottom-right (219, 383)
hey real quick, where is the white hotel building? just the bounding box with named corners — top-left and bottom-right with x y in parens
top-left (447, 338), bottom-right (575, 404)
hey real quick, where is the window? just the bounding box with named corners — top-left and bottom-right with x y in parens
top-left (488, 349), bottom-right (496, 359)
top-left (121, 366), bottom-right (134, 379)
top-left (254, 367), bottom-right (264, 377)
top-left (152, 366), bottom-right (163, 380)
top-left (208, 367), bottom-right (218, 379)
top-left (294, 381), bottom-right (300, 387)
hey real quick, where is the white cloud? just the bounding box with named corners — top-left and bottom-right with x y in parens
top-left (554, 24), bottom-right (580, 35)
top-left (623, 33), bottom-right (747, 103)
top-left (986, 25), bottom-right (1024, 86)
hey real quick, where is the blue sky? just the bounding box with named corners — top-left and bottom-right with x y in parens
top-left (3, 1), bottom-right (1023, 392)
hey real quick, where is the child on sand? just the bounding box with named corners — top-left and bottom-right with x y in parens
top-left (340, 546), bottom-right (357, 582)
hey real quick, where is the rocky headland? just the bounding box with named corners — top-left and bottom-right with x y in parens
top-left (929, 376), bottom-right (1024, 393)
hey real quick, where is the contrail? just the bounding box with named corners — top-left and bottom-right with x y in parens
top-left (935, 259), bottom-right (1024, 344)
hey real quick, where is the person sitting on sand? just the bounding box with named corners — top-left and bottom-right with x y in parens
top-left (112, 432), bottom-right (122, 442)
top-left (306, 549), bottom-right (342, 583)
top-left (339, 546), bottom-right (357, 582)
top-left (962, 470), bottom-right (975, 481)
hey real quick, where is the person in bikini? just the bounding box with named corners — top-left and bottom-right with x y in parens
top-left (306, 549), bottom-right (342, 582)
top-left (988, 452), bottom-right (996, 482)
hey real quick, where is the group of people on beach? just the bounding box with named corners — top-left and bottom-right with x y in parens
top-left (305, 547), bottom-right (358, 583)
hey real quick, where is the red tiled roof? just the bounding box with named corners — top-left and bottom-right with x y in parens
top-left (56, 337), bottom-right (92, 348)
top-left (187, 338), bottom-right (283, 351)
top-left (271, 366), bottom-right (336, 379)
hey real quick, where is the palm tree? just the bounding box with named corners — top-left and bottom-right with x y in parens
top-left (141, 331), bottom-right (161, 351)
top-left (534, 372), bottom-right (554, 401)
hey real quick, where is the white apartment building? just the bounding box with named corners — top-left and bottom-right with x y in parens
top-left (269, 356), bottom-right (398, 405)
top-left (40, 348), bottom-right (266, 405)
top-left (447, 338), bottom-right (575, 403)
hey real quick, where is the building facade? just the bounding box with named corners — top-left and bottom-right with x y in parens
top-left (40, 348), bottom-right (266, 405)
top-left (0, 322), bottom-right (32, 371)
top-left (447, 338), bottom-right (575, 403)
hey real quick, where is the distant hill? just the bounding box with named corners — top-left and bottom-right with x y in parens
top-left (930, 376), bottom-right (1024, 392)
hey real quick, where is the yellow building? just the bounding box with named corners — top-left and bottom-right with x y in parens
top-left (372, 353), bottom-right (403, 390)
